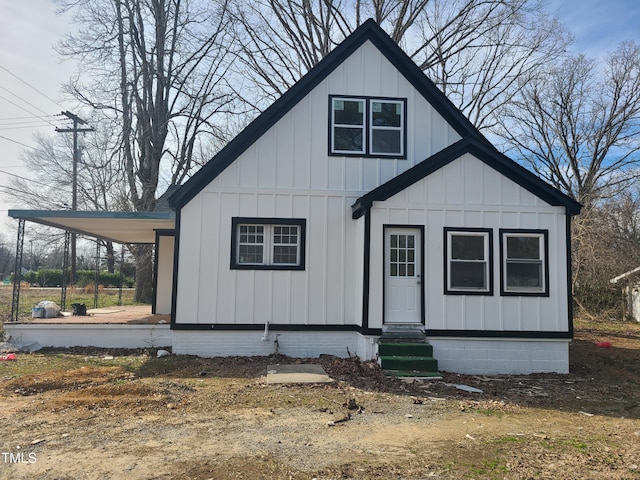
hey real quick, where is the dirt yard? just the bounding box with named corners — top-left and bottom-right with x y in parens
top-left (0, 317), bottom-right (639, 480)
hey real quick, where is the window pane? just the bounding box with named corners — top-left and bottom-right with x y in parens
top-left (334, 127), bottom-right (363, 152)
top-left (507, 236), bottom-right (540, 259)
top-left (390, 235), bottom-right (397, 248)
top-left (451, 235), bottom-right (485, 260)
top-left (371, 130), bottom-right (401, 155)
top-left (506, 261), bottom-right (542, 288)
top-left (239, 245), bottom-right (263, 264)
top-left (334, 99), bottom-right (364, 125)
top-left (399, 264), bottom-right (406, 276)
top-left (407, 264), bottom-right (414, 277)
top-left (372, 102), bottom-right (401, 127)
top-left (391, 264), bottom-right (398, 276)
top-left (450, 262), bottom-right (486, 289)
top-left (273, 245), bottom-right (298, 264)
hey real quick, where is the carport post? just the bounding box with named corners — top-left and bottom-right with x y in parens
top-left (10, 218), bottom-right (25, 322)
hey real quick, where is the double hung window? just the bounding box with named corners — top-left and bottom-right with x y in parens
top-left (500, 229), bottom-right (548, 295)
top-left (330, 96), bottom-right (405, 157)
top-left (231, 218), bottom-right (306, 270)
top-left (445, 228), bottom-right (493, 294)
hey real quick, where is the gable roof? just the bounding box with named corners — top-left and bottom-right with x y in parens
top-left (169, 18), bottom-right (487, 209)
top-left (351, 136), bottom-right (582, 218)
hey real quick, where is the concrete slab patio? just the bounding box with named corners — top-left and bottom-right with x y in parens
top-left (266, 364), bottom-right (334, 384)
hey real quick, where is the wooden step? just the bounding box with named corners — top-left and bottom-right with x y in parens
top-left (378, 340), bottom-right (440, 377)
top-left (378, 342), bottom-right (433, 357)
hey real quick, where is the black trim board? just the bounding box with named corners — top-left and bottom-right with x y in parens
top-left (352, 136), bottom-right (582, 219)
top-left (566, 215), bottom-right (575, 338)
top-left (426, 329), bottom-right (572, 339)
top-left (170, 209), bottom-right (182, 328)
top-left (170, 322), bottom-right (571, 340)
top-left (169, 19), bottom-right (483, 209)
top-left (361, 209), bottom-right (372, 331)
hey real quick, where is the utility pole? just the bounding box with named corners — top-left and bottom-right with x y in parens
top-left (56, 111), bottom-right (95, 284)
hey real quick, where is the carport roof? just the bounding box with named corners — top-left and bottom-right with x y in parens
top-left (8, 209), bottom-right (175, 244)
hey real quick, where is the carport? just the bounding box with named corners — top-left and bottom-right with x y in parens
top-left (6, 209), bottom-right (175, 323)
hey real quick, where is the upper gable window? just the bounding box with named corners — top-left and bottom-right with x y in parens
top-left (330, 96), bottom-right (406, 158)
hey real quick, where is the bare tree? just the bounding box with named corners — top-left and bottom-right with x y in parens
top-left (55, 0), bottom-right (235, 301)
top-left (572, 193), bottom-right (640, 317)
top-left (497, 42), bottom-right (640, 208)
top-left (229, 0), bottom-right (569, 130)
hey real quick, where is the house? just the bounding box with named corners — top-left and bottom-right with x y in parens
top-left (6, 20), bottom-right (581, 374)
top-left (610, 267), bottom-right (640, 322)
top-left (166, 19), bottom-right (581, 374)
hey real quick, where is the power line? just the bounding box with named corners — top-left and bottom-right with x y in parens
top-left (0, 115), bottom-right (60, 121)
top-left (0, 65), bottom-right (64, 109)
top-left (0, 85), bottom-right (58, 126)
top-left (0, 134), bottom-right (36, 150)
top-left (0, 94), bottom-right (56, 127)
top-left (0, 169), bottom-right (39, 184)
top-left (0, 124), bottom-right (61, 131)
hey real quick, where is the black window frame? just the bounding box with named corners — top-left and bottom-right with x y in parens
top-left (499, 229), bottom-right (549, 297)
top-left (328, 95), bottom-right (407, 159)
top-left (230, 217), bottom-right (306, 270)
top-left (444, 227), bottom-right (493, 296)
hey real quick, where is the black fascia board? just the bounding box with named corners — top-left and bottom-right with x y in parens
top-left (169, 18), bottom-right (485, 209)
top-left (351, 137), bottom-right (582, 219)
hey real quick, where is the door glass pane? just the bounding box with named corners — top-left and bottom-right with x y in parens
top-left (389, 233), bottom-right (416, 278)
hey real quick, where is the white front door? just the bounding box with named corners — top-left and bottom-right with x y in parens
top-left (384, 227), bottom-right (422, 324)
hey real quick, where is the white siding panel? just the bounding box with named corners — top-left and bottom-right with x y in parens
top-left (521, 299), bottom-right (540, 331)
top-left (197, 194), bottom-right (220, 324)
top-left (464, 156), bottom-right (485, 204)
top-left (175, 197), bottom-right (203, 324)
top-left (308, 196), bottom-right (327, 324)
top-left (257, 193), bottom-right (274, 216)
top-left (464, 296), bottom-right (484, 329)
top-left (272, 272), bottom-right (291, 324)
top-left (426, 210), bottom-right (445, 330)
top-left (236, 145), bottom-right (257, 188)
top-left (275, 114), bottom-right (295, 189)
top-left (501, 298), bottom-right (521, 330)
top-left (326, 196), bottom-right (346, 324)
top-left (328, 157), bottom-right (344, 190)
top-left (500, 175), bottom-right (520, 205)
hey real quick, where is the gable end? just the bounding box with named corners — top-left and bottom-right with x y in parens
top-left (169, 19), bottom-right (485, 209)
top-left (351, 136), bottom-right (582, 218)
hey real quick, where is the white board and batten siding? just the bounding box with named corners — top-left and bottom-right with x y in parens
top-left (173, 39), bottom-right (460, 330)
top-left (369, 153), bottom-right (570, 374)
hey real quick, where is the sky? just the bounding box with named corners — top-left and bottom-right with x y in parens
top-left (0, 0), bottom-right (639, 241)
